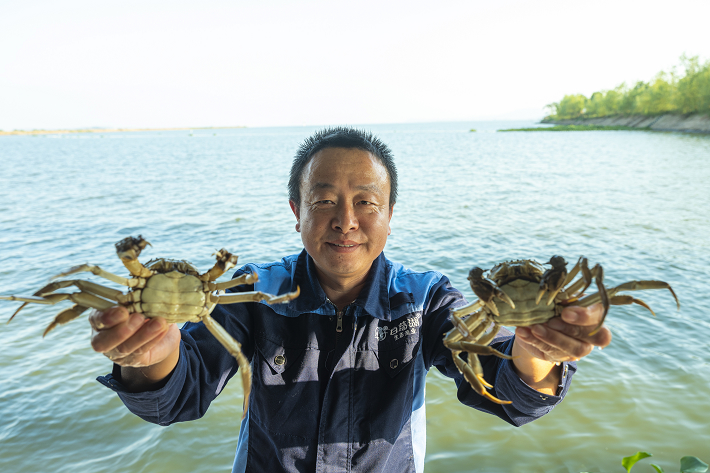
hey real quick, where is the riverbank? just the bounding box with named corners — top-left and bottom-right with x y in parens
top-left (0, 126), bottom-right (246, 136)
top-left (541, 113), bottom-right (710, 133)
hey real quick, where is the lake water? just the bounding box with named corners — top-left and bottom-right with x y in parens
top-left (1, 121), bottom-right (709, 472)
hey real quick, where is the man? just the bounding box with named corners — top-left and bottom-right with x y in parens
top-left (92, 127), bottom-right (611, 472)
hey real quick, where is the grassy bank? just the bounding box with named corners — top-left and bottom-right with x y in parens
top-left (499, 125), bottom-right (641, 132)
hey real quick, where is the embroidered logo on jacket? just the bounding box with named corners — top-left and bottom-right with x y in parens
top-left (377, 314), bottom-right (422, 341)
top-left (376, 326), bottom-right (389, 341)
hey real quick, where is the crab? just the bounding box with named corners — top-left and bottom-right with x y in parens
top-left (443, 256), bottom-right (679, 405)
top-left (1, 235), bottom-right (300, 415)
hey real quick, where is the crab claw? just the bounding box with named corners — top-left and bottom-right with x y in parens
top-left (115, 235), bottom-right (151, 261)
top-left (115, 235), bottom-right (153, 277)
top-left (536, 255), bottom-right (568, 306)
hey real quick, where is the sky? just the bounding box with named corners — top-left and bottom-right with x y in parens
top-left (1, 0), bottom-right (709, 130)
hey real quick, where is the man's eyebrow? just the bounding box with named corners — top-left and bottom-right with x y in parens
top-left (308, 183), bottom-right (384, 193)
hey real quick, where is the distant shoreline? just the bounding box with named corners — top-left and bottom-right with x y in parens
top-left (0, 126), bottom-right (247, 136)
top-left (541, 113), bottom-right (710, 134)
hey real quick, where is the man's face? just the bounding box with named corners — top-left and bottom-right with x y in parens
top-left (289, 147), bottom-right (393, 286)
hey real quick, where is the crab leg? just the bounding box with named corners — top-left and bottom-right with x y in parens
top-left (476, 322), bottom-right (501, 346)
top-left (560, 264), bottom-right (609, 335)
top-left (449, 313), bottom-right (473, 340)
top-left (213, 286), bottom-right (301, 305)
top-left (52, 264), bottom-right (143, 288)
top-left (468, 318), bottom-right (496, 342)
top-left (200, 249), bottom-right (240, 282)
top-left (35, 279), bottom-right (124, 300)
top-left (443, 340), bottom-right (513, 360)
top-left (576, 280), bottom-right (679, 311)
top-left (1, 295), bottom-right (62, 305)
top-left (2, 291), bottom-right (115, 335)
top-left (609, 295), bottom-right (655, 315)
top-left (208, 272), bottom-right (259, 292)
top-left (591, 266), bottom-right (610, 335)
top-left (450, 299), bottom-right (484, 319)
top-left (562, 260), bottom-right (597, 301)
top-left (468, 352), bottom-right (493, 388)
top-left (562, 257), bottom-right (593, 292)
top-left (44, 305), bottom-right (91, 336)
top-left (445, 310), bottom-right (487, 343)
top-left (451, 350), bottom-right (511, 404)
top-left (201, 314), bottom-right (252, 419)
top-left (3, 280), bottom-right (121, 322)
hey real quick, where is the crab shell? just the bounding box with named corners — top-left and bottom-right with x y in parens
top-left (487, 259), bottom-right (564, 326)
top-left (121, 259), bottom-right (213, 322)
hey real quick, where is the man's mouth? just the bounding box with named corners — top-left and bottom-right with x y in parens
top-left (327, 241), bottom-right (359, 250)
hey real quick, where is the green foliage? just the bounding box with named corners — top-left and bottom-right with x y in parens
top-left (546, 55), bottom-right (710, 119)
top-left (623, 452), bottom-right (653, 473)
top-left (681, 456), bottom-right (710, 473)
top-left (581, 452), bottom-right (708, 473)
top-left (469, 129), bottom-right (476, 132)
top-left (557, 94), bottom-right (588, 118)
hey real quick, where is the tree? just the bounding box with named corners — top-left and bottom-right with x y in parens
top-left (557, 94), bottom-right (587, 119)
top-left (546, 55), bottom-right (710, 118)
top-left (637, 72), bottom-right (676, 114)
top-left (586, 91), bottom-right (608, 117)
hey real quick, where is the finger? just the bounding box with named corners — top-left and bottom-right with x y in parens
top-left (547, 317), bottom-right (612, 348)
top-left (531, 324), bottom-right (593, 360)
top-left (107, 323), bottom-right (180, 367)
top-left (561, 304), bottom-right (604, 326)
top-left (131, 327), bottom-right (170, 355)
top-left (91, 312), bottom-right (147, 353)
top-left (515, 329), bottom-right (555, 361)
top-left (113, 318), bottom-right (170, 355)
top-left (89, 306), bottom-right (129, 331)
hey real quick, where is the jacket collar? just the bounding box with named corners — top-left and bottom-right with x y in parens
top-left (290, 249), bottom-right (392, 321)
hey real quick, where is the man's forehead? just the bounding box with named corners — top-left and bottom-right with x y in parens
top-left (303, 148), bottom-right (388, 178)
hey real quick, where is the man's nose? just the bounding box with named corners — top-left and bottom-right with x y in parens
top-left (333, 202), bottom-right (358, 233)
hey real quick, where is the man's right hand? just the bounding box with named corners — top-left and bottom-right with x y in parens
top-left (90, 306), bottom-right (181, 390)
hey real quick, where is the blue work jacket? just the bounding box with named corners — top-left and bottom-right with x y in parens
top-left (98, 251), bottom-right (575, 472)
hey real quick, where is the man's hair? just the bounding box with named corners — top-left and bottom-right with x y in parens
top-left (288, 127), bottom-right (398, 207)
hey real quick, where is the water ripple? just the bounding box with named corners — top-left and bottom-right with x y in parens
top-left (1, 123), bottom-right (709, 472)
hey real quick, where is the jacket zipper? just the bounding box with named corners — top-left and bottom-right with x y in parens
top-left (336, 309), bottom-right (343, 333)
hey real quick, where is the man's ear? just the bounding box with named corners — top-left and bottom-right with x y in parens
top-left (387, 204), bottom-right (394, 235)
top-left (289, 200), bottom-right (301, 232)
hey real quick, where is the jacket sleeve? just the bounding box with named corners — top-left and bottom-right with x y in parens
top-left (96, 270), bottom-right (255, 426)
top-left (420, 274), bottom-right (576, 427)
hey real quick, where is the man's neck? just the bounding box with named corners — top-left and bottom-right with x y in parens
top-left (314, 268), bottom-right (369, 311)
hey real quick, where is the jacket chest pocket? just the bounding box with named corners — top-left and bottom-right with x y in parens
top-left (371, 314), bottom-right (422, 377)
top-left (254, 336), bottom-right (307, 381)
top-left (374, 337), bottom-right (421, 378)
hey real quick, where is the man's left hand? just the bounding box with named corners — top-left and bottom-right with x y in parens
top-left (514, 304), bottom-right (612, 364)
